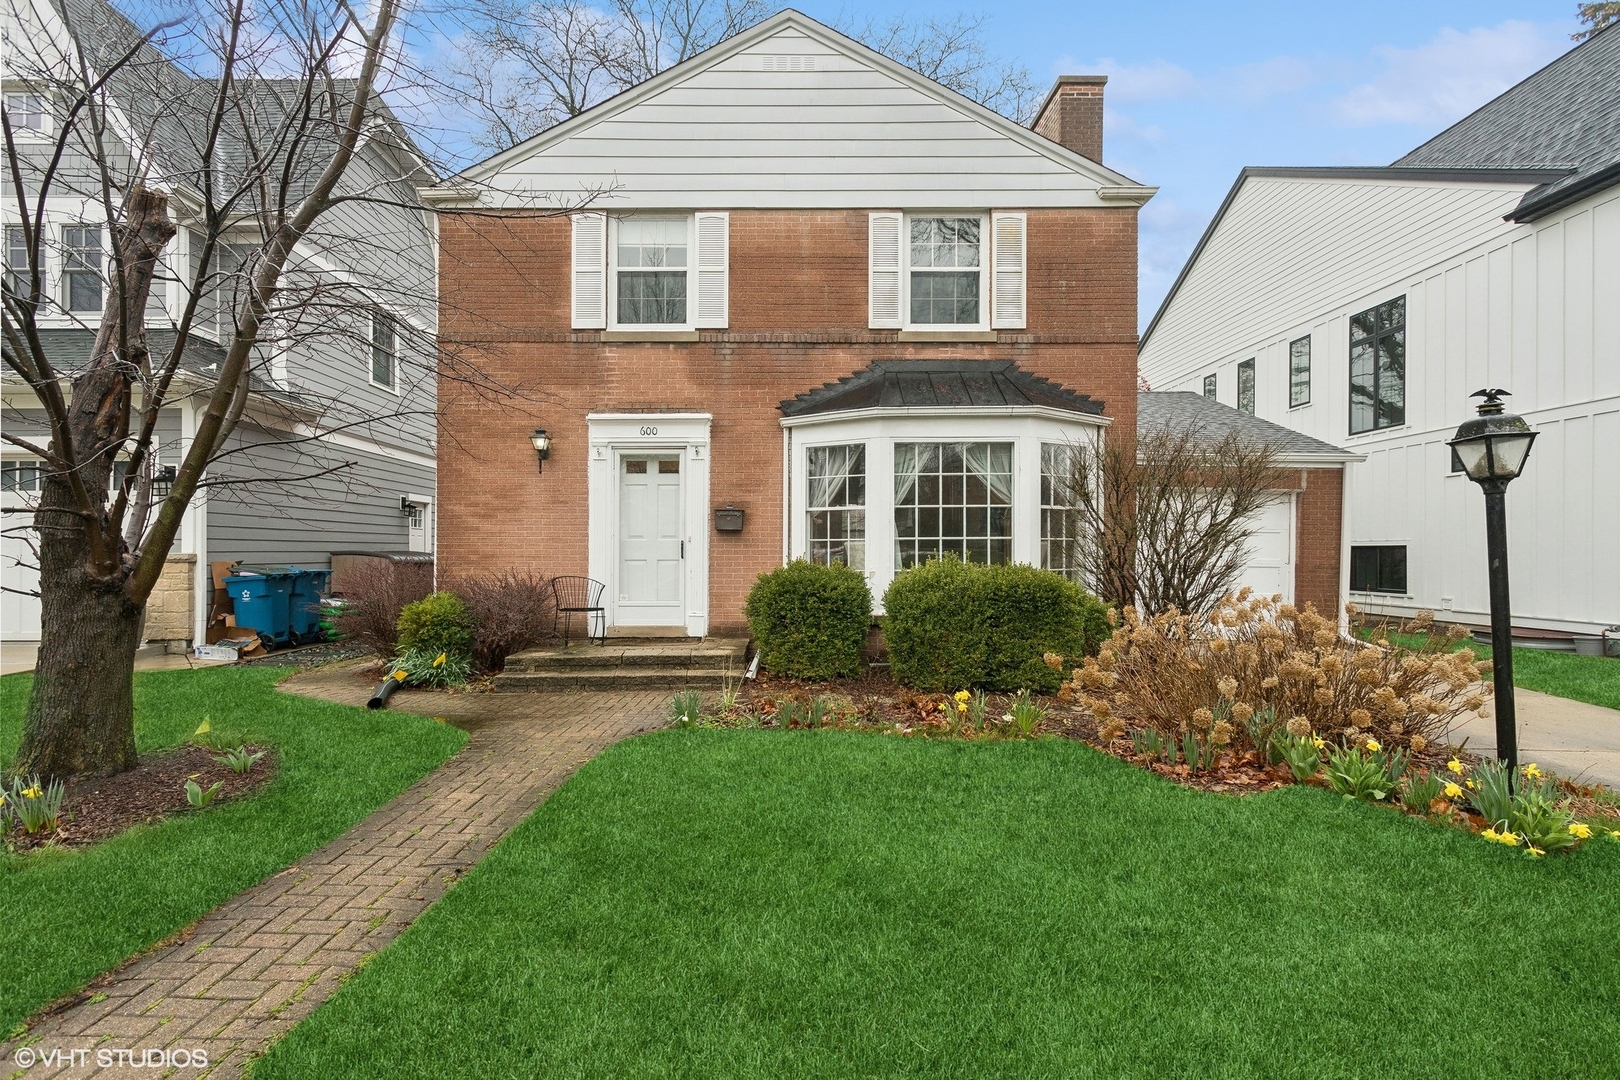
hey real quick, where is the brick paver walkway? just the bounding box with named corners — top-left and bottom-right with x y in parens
top-left (3, 667), bottom-right (668, 1079)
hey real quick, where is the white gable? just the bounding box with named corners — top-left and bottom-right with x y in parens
top-left (459, 15), bottom-right (1151, 210)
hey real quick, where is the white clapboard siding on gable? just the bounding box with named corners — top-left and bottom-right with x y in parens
top-left (694, 212), bottom-right (729, 327)
top-left (571, 212), bottom-right (607, 329)
top-left (991, 212), bottom-right (1026, 329)
top-left (868, 213), bottom-right (902, 328)
top-left (469, 22), bottom-right (1134, 209)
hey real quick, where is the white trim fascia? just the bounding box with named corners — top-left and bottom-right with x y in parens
top-left (781, 405), bottom-right (1113, 430)
top-left (286, 423), bottom-right (437, 469)
top-left (450, 11), bottom-right (1148, 195)
top-left (587, 412), bottom-right (715, 423)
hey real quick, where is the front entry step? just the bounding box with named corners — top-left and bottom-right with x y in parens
top-left (493, 637), bottom-right (749, 692)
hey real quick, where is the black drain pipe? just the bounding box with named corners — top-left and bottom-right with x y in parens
top-left (367, 668), bottom-right (410, 710)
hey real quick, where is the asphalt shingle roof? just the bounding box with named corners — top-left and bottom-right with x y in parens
top-left (1138, 392), bottom-right (1359, 460)
top-left (780, 360), bottom-right (1105, 417)
top-left (1394, 24), bottom-right (1620, 220)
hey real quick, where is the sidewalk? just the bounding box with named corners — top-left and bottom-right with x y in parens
top-left (1450, 687), bottom-right (1620, 788)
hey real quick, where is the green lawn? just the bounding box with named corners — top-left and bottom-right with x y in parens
top-left (257, 730), bottom-right (1620, 1080)
top-left (1355, 628), bottom-right (1620, 711)
top-left (0, 667), bottom-right (465, 1032)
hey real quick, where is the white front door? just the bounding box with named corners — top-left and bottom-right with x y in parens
top-left (1234, 495), bottom-right (1296, 604)
top-left (616, 455), bottom-right (685, 626)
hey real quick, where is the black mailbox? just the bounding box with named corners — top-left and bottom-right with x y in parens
top-left (714, 505), bottom-right (745, 532)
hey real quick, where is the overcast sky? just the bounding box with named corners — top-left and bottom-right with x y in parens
top-left (796, 1), bottom-right (1584, 328)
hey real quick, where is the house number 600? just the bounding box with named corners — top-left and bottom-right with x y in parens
top-left (639, 425), bottom-right (658, 436)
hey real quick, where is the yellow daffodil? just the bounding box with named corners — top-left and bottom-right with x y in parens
top-left (22, 785), bottom-right (42, 799)
top-left (953, 690), bottom-right (972, 703)
top-left (1466, 778), bottom-right (1477, 790)
top-left (1609, 830), bottom-right (1620, 841)
top-left (1499, 831), bottom-right (1521, 847)
top-left (1443, 782), bottom-right (1463, 799)
top-left (433, 652), bottom-right (447, 667)
top-left (1481, 828), bottom-right (1501, 842)
top-left (939, 702), bottom-right (950, 713)
top-left (1568, 823), bottom-right (1591, 840)
top-left (1527, 845), bottom-right (1545, 858)
top-left (1312, 736), bottom-right (1325, 749)
top-left (1365, 738), bottom-right (1381, 752)
top-left (957, 703), bottom-right (968, 714)
top-left (1523, 763), bottom-right (1542, 780)
top-left (1447, 757), bottom-right (1464, 775)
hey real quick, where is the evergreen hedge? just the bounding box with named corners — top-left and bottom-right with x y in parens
top-left (881, 558), bottom-right (1110, 693)
top-left (745, 560), bottom-right (872, 680)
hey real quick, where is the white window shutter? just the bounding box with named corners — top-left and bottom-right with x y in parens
top-left (694, 212), bottom-right (729, 328)
top-left (991, 212), bottom-right (1026, 330)
top-left (868, 212), bottom-right (903, 329)
top-left (571, 212), bottom-right (606, 329)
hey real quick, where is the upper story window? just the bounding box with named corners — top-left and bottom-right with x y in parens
top-left (807, 444), bottom-right (865, 571)
top-left (370, 311), bottom-right (396, 389)
top-left (1289, 335), bottom-right (1311, 407)
top-left (1349, 296), bottom-right (1405, 434)
top-left (1203, 373), bottom-right (1217, 399)
top-left (613, 216), bottom-right (688, 327)
top-left (4, 226), bottom-right (28, 296)
top-left (63, 225), bottom-right (103, 312)
top-left (3, 93), bottom-right (48, 135)
top-left (909, 216), bottom-right (982, 326)
top-left (1237, 358), bottom-right (1256, 414)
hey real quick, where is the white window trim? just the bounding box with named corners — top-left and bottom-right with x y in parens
top-left (61, 222), bottom-right (106, 315)
top-left (901, 211), bottom-right (991, 332)
top-left (3, 91), bottom-right (51, 139)
top-left (368, 309), bottom-right (401, 394)
top-left (783, 409), bottom-right (1109, 613)
top-left (607, 213), bottom-right (696, 332)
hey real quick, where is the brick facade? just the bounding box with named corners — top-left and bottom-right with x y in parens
top-left (438, 208), bottom-right (1139, 633)
top-left (1294, 467), bottom-right (1344, 619)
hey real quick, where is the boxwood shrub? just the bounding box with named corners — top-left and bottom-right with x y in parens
top-left (881, 557), bottom-right (1110, 693)
top-left (745, 560), bottom-right (872, 680)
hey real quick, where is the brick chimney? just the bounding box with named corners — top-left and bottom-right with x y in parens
top-left (1031, 75), bottom-right (1106, 163)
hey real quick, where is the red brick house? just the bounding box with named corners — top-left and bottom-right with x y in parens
top-left (430, 11), bottom-right (1350, 636)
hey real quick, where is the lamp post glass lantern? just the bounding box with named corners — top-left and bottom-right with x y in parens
top-left (530, 428), bottom-right (551, 473)
top-left (1447, 389), bottom-right (1537, 777)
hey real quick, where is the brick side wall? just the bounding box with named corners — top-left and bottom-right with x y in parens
top-left (1295, 468), bottom-right (1344, 619)
top-left (438, 208), bottom-right (1139, 634)
top-left (1031, 80), bottom-right (1105, 163)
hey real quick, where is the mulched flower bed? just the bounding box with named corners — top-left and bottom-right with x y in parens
top-left (5, 744), bottom-right (276, 853)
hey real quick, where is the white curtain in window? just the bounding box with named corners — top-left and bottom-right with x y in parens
top-left (808, 444), bottom-right (861, 508)
top-left (964, 442), bottom-right (1013, 502)
top-left (893, 442), bottom-right (920, 504)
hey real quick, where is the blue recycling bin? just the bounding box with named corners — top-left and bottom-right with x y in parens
top-left (287, 568), bottom-right (331, 641)
top-left (224, 571), bottom-right (295, 645)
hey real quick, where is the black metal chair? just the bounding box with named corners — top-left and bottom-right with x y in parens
top-left (551, 575), bottom-right (606, 646)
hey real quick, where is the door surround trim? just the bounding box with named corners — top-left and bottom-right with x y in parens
top-left (587, 414), bottom-right (711, 638)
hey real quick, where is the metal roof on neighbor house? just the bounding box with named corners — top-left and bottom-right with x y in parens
top-left (1138, 392), bottom-right (1362, 462)
top-left (1395, 23), bottom-right (1620, 222)
top-left (780, 360), bottom-right (1106, 418)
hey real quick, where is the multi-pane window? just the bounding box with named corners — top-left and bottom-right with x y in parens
top-left (1040, 443), bottom-right (1082, 580)
top-left (2, 459), bottom-right (41, 492)
top-left (909, 217), bottom-right (981, 325)
top-left (1289, 335), bottom-right (1311, 407)
top-left (615, 216), bottom-right (687, 325)
top-left (63, 225), bottom-right (102, 312)
top-left (1349, 296), bottom-right (1405, 434)
top-left (1237, 358), bottom-right (1256, 414)
top-left (1203, 373), bottom-right (1217, 399)
top-left (370, 311), bottom-right (396, 388)
top-left (3, 94), bottom-right (47, 132)
top-left (4, 226), bottom-right (28, 296)
top-left (806, 444), bottom-right (866, 570)
top-left (1350, 545), bottom-right (1407, 594)
top-left (894, 441), bottom-right (1012, 568)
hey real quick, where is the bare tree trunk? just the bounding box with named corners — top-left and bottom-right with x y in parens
top-left (14, 187), bottom-right (174, 778)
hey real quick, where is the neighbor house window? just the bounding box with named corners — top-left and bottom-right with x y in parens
top-left (4, 226), bottom-right (27, 296)
top-left (370, 311), bottom-right (396, 388)
top-left (3, 94), bottom-right (47, 133)
top-left (806, 444), bottom-right (866, 570)
top-left (1349, 296), bottom-right (1405, 433)
top-left (1041, 442), bottom-right (1082, 580)
top-left (614, 216), bottom-right (688, 326)
top-left (1237, 358), bottom-right (1256, 414)
top-left (2, 459), bottom-right (41, 492)
top-left (1203, 373), bottom-right (1217, 399)
top-left (909, 216), bottom-right (982, 326)
top-left (894, 441), bottom-right (1012, 568)
top-left (63, 225), bottom-right (102, 312)
top-left (1289, 335), bottom-right (1311, 407)
top-left (1350, 545), bottom-right (1407, 594)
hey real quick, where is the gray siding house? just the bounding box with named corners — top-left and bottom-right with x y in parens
top-left (2, 0), bottom-right (439, 650)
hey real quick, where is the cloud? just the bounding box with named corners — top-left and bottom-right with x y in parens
top-left (1103, 108), bottom-right (1166, 147)
top-left (1229, 55), bottom-right (1319, 103)
top-left (1331, 20), bottom-right (1565, 127)
top-left (1056, 56), bottom-right (1201, 103)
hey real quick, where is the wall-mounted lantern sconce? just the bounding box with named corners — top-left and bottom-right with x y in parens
top-left (152, 464), bottom-right (177, 498)
top-left (530, 428), bottom-right (552, 474)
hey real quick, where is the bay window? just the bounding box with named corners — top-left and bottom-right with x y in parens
top-left (894, 441), bottom-right (1012, 568)
top-left (807, 444), bottom-right (865, 570)
top-left (1040, 443), bottom-right (1082, 580)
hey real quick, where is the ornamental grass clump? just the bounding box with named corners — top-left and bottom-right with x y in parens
top-left (1068, 593), bottom-right (1488, 759)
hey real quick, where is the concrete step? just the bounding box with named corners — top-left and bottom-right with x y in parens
top-left (503, 646), bottom-right (747, 673)
top-left (492, 667), bottom-right (739, 692)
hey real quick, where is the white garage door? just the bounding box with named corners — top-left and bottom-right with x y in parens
top-left (1233, 495), bottom-right (1295, 605)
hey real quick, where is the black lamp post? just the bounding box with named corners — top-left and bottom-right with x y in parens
top-left (1447, 389), bottom-right (1537, 775)
top-left (530, 428), bottom-right (551, 474)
